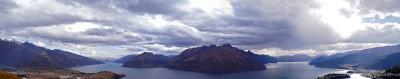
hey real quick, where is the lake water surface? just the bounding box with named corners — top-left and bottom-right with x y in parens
top-left (69, 62), bottom-right (369, 79)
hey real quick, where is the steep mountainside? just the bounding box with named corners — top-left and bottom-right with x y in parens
top-left (309, 44), bottom-right (400, 69)
top-left (0, 39), bottom-right (103, 70)
top-left (164, 44), bottom-right (267, 72)
top-left (122, 52), bottom-right (171, 68)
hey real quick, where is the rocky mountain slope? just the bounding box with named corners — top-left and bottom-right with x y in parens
top-left (164, 44), bottom-right (268, 72)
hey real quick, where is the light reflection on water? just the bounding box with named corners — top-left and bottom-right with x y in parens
top-left (69, 62), bottom-right (370, 79)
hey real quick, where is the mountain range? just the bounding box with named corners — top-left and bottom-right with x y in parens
top-left (0, 39), bottom-right (103, 70)
top-left (163, 44), bottom-right (268, 72)
top-left (276, 54), bottom-right (317, 62)
top-left (122, 52), bottom-right (171, 68)
top-left (118, 44), bottom-right (276, 72)
top-left (309, 44), bottom-right (400, 70)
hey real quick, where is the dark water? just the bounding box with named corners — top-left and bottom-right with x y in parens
top-left (69, 62), bottom-right (369, 79)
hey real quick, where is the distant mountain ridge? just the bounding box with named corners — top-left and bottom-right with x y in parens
top-left (309, 44), bottom-right (400, 69)
top-left (117, 44), bottom-right (279, 72)
top-left (115, 54), bottom-right (177, 64)
top-left (246, 50), bottom-right (277, 64)
top-left (0, 39), bottom-right (103, 70)
top-left (122, 52), bottom-right (171, 68)
top-left (276, 54), bottom-right (317, 62)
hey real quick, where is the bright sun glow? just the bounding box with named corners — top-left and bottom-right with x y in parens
top-left (311, 0), bottom-right (362, 38)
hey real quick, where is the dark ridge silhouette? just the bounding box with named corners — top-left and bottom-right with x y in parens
top-left (164, 44), bottom-right (268, 72)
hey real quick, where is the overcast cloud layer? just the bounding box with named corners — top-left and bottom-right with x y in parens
top-left (1, 0), bottom-right (400, 58)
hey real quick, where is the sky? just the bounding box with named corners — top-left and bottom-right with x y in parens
top-left (1, 0), bottom-right (400, 58)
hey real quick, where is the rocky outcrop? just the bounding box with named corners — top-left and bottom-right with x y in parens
top-left (122, 52), bottom-right (171, 68)
top-left (164, 44), bottom-right (267, 72)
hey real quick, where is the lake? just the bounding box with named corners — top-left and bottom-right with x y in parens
top-left (69, 62), bottom-right (369, 79)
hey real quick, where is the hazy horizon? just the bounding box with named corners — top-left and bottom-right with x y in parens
top-left (1, 0), bottom-right (400, 58)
